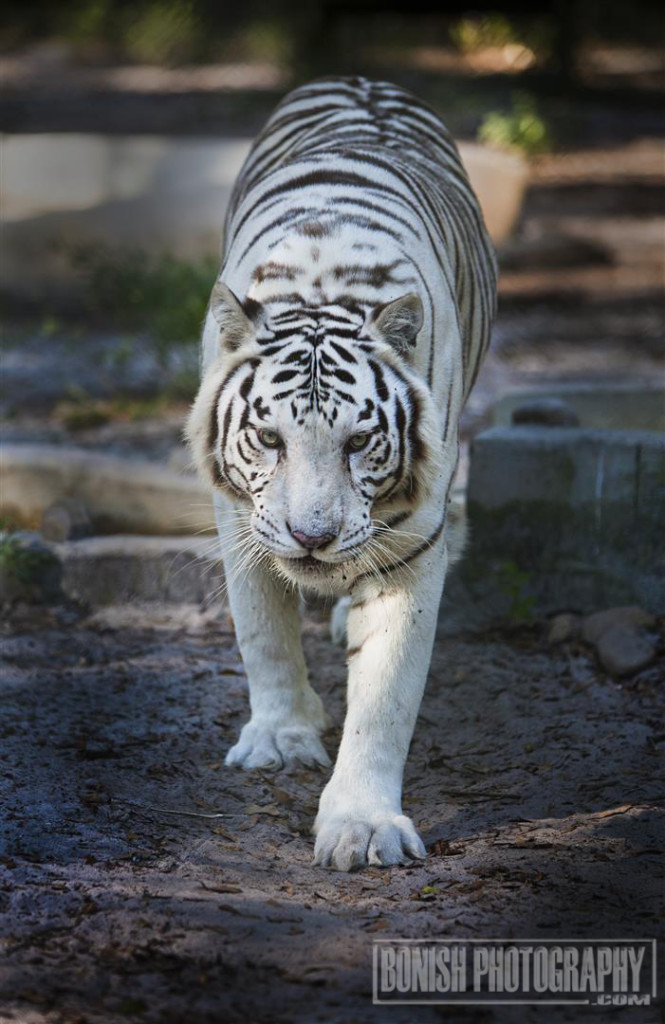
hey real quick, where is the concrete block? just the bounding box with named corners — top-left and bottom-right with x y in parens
top-left (465, 426), bottom-right (665, 613)
top-left (50, 535), bottom-right (225, 608)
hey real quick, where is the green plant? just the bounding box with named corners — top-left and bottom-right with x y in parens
top-left (53, 390), bottom-right (194, 430)
top-left (0, 523), bottom-right (57, 585)
top-left (450, 14), bottom-right (519, 53)
top-left (122, 0), bottom-right (200, 65)
top-left (450, 14), bottom-right (553, 62)
top-left (61, 0), bottom-right (114, 46)
top-left (54, 397), bottom-right (111, 430)
top-left (69, 245), bottom-right (217, 364)
top-left (225, 17), bottom-right (293, 65)
top-left (497, 560), bottom-right (536, 622)
top-left (478, 92), bottom-right (552, 156)
top-left (164, 365), bottom-right (200, 401)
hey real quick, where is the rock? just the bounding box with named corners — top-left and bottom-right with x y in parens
top-left (547, 613), bottom-right (580, 645)
top-left (511, 399), bottom-right (580, 428)
top-left (595, 626), bottom-right (657, 677)
top-left (582, 606), bottom-right (655, 646)
top-left (580, 606), bottom-right (657, 677)
top-left (84, 602), bottom-right (229, 632)
top-left (41, 497), bottom-right (92, 542)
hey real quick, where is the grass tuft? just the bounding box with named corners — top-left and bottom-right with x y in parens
top-left (478, 92), bottom-right (552, 156)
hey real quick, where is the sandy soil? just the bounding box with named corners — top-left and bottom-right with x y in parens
top-left (1, 601), bottom-right (663, 1023)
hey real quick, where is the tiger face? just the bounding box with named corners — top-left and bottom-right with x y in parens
top-left (187, 283), bottom-right (441, 591)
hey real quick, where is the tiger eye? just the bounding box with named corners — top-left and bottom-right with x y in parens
top-left (257, 428), bottom-right (282, 448)
top-left (348, 433), bottom-right (370, 451)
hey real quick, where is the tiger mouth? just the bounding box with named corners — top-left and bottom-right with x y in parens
top-left (281, 542), bottom-right (369, 572)
top-left (280, 552), bottom-right (358, 574)
top-left (285, 554), bottom-right (332, 572)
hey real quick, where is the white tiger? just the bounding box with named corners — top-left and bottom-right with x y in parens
top-left (186, 76), bottom-right (497, 871)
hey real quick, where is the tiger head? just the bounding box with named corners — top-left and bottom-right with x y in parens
top-left (186, 282), bottom-right (443, 591)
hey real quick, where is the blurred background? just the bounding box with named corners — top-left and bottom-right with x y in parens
top-left (1, 0), bottom-right (664, 538)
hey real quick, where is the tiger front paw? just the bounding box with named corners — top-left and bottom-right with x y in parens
top-left (313, 811), bottom-right (426, 871)
top-left (225, 717), bottom-right (331, 770)
top-left (313, 776), bottom-right (426, 870)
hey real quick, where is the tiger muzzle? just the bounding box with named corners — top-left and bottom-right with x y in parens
top-left (289, 527), bottom-right (339, 551)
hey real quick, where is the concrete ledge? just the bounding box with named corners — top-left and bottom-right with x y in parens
top-left (50, 534), bottom-right (225, 608)
top-left (0, 444), bottom-right (215, 535)
top-left (492, 384), bottom-right (665, 433)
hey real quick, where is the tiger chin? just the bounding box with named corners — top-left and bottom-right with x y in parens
top-left (185, 76), bottom-right (496, 871)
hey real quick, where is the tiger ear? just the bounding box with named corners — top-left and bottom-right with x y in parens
top-left (370, 293), bottom-right (423, 356)
top-left (210, 281), bottom-right (263, 352)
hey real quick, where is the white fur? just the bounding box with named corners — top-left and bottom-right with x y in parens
top-left (185, 77), bottom-right (495, 871)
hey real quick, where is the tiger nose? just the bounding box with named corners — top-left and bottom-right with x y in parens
top-left (290, 527), bottom-right (338, 550)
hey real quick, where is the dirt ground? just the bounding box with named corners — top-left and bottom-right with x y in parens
top-left (1, 599), bottom-right (664, 1023)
